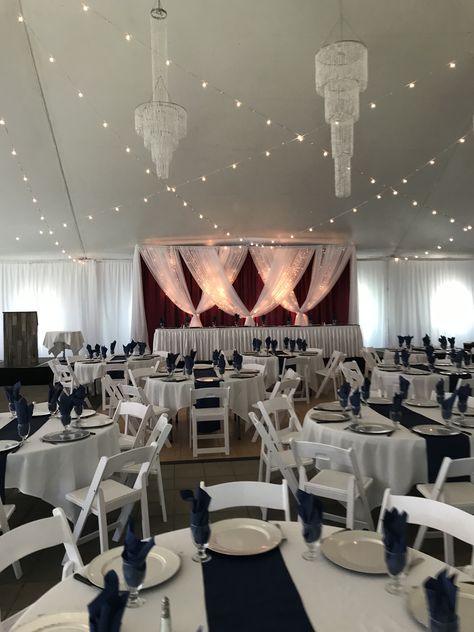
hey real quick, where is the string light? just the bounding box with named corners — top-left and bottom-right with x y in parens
top-left (143, 197), bottom-right (148, 203)
top-left (232, 163), bottom-right (237, 169)
top-left (82, 3), bottom-right (89, 11)
top-left (78, 91), bottom-right (84, 98)
top-left (102, 121), bottom-right (108, 128)
top-left (265, 150), bottom-right (271, 157)
top-left (145, 168), bottom-right (151, 174)
top-left (18, 14), bottom-right (24, 22)
top-left (22, 175), bottom-right (28, 182)
top-left (235, 100), bottom-right (241, 108)
top-left (352, 207), bottom-right (357, 212)
top-left (370, 178), bottom-right (376, 184)
top-left (432, 210), bottom-right (437, 215)
top-left (183, 201), bottom-right (187, 206)
top-left (49, 56), bottom-right (55, 63)
top-left (201, 176), bottom-right (206, 182)
top-left (429, 159), bottom-right (435, 165)
top-left (39, 230), bottom-right (43, 235)
top-left (449, 61), bottom-right (456, 69)
top-left (408, 82), bottom-right (416, 88)
top-left (0, 119), bottom-right (5, 125)
top-left (214, 224), bottom-right (218, 229)
top-left (370, 102), bottom-right (376, 109)
top-left (412, 200), bottom-right (418, 206)
top-left (323, 150), bottom-right (329, 157)
top-left (125, 146), bottom-right (131, 152)
top-left (296, 134), bottom-right (304, 142)
top-left (87, 215), bottom-right (93, 220)
top-left (62, 222), bottom-right (67, 227)
top-left (266, 119), bottom-right (271, 126)
top-left (402, 178), bottom-right (408, 183)
top-left (201, 81), bottom-right (208, 88)
top-left (124, 33), bottom-right (132, 41)
top-left (392, 190), bottom-right (398, 195)
top-left (376, 194), bottom-right (382, 199)
top-left (114, 206), bottom-right (119, 212)
top-left (15, 236), bottom-right (20, 241)
top-left (450, 218), bottom-right (455, 223)
top-left (199, 214), bottom-right (203, 219)
top-left (11, 148), bottom-right (16, 156)
top-left (459, 137), bottom-right (465, 143)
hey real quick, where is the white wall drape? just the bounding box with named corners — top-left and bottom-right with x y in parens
top-left (131, 246), bottom-right (149, 343)
top-left (0, 259), bottom-right (132, 360)
top-left (357, 260), bottom-right (388, 347)
top-left (179, 246), bottom-right (254, 324)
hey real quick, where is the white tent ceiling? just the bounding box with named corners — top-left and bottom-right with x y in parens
top-left (1, 0), bottom-right (474, 260)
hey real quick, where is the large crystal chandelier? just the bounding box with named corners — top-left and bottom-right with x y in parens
top-left (135, 2), bottom-right (187, 180)
top-left (315, 40), bottom-right (367, 197)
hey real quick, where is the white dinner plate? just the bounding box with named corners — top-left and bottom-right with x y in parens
top-left (208, 518), bottom-right (282, 556)
top-left (407, 584), bottom-right (474, 631)
top-left (12, 612), bottom-right (89, 632)
top-left (310, 411), bottom-right (351, 423)
top-left (75, 418), bottom-right (114, 429)
top-left (321, 530), bottom-right (387, 573)
top-left (10, 404), bottom-right (52, 418)
top-left (87, 545), bottom-right (180, 590)
top-left (411, 424), bottom-right (461, 437)
top-left (404, 400), bottom-right (439, 408)
top-left (0, 439), bottom-right (21, 453)
top-left (313, 401), bottom-right (342, 412)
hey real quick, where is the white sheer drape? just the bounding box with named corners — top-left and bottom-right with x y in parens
top-left (131, 246), bottom-right (149, 343)
top-left (357, 260), bottom-right (388, 347)
top-left (0, 259), bottom-right (132, 360)
top-left (140, 245), bottom-right (201, 327)
top-left (195, 246), bottom-right (248, 315)
top-left (250, 247), bottom-right (314, 318)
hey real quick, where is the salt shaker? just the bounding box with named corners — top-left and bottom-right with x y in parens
top-left (160, 596), bottom-right (172, 632)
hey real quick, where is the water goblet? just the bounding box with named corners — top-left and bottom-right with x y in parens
top-left (457, 400), bottom-right (467, 424)
top-left (73, 404), bottom-right (83, 427)
top-left (193, 539), bottom-right (211, 563)
top-left (123, 562), bottom-right (146, 608)
top-left (60, 414), bottom-right (72, 434)
top-left (192, 524), bottom-right (211, 564)
top-left (302, 537), bottom-right (321, 561)
top-left (441, 409), bottom-right (453, 429)
top-left (390, 410), bottom-right (401, 430)
top-left (385, 550), bottom-right (407, 595)
top-left (17, 422), bottom-right (30, 444)
top-left (8, 403), bottom-right (16, 419)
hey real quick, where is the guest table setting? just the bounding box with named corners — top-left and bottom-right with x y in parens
top-left (72, 355), bottom-right (158, 386)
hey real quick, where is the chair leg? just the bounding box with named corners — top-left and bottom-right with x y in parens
top-left (224, 415), bottom-right (230, 455)
top-left (443, 533), bottom-right (455, 566)
top-left (141, 490), bottom-right (151, 540)
top-left (13, 560), bottom-right (22, 580)
top-left (192, 415), bottom-right (198, 458)
top-left (97, 507), bottom-right (109, 553)
top-left (413, 525), bottom-right (428, 551)
top-left (347, 495), bottom-right (355, 530)
top-left (156, 461), bottom-right (167, 523)
top-left (112, 503), bottom-right (134, 542)
top-left (258, 454), bottom-right (264, 482)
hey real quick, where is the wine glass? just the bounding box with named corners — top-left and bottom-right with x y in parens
top-left (441, 408), bottom-right (453, 429)
top-left (302, 537), bottom-right (321, 561)
top-left (192, 524), bottom-right (211, 563)
top-left (73, 404), bottom-right (83, 427)
top-left (458, 399), bottom-right (467, 424)
top-left (17, 422), bottom-right (30, 444)
top-left (193, 538), bottom-right (211, 564)
top-left (390, 410), bottom-right (401, 430)
top-left (123, 562), bottom-right (146, 608)
top-left (8, 402), bottom-right (16, 419)
top-left (385, 550), bottom-right (407, 595)
top-left (60, 414), bottom-right (72, 434)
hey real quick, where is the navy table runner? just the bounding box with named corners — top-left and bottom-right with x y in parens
top-left (0, 413), bottom-right (51, 502)
top-left (369, 403), bottom-right (470, 482)
top-left (202, 548), bottom-right (314, 632)
top-left (410, 364), bottom-right (471, 393)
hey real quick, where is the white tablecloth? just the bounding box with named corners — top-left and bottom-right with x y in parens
top-left (144, 372), bottom-right (265, 421)
top-left (43, 331), bottom-right (84, 356)
top-left (153, 325), bottom-right (363, 360)
top-left (73, 358), bottom-right (157, 386)
top-left (302, 404), bottom-right (474, 508)
top-left (14, 522), bottom-right (462, 631)
top-left (372, 366), bottom-right (474, 399)
top-left (2, 412), bottom-right (120, 519)
top-left (241, 354), bottom-right (279, 387)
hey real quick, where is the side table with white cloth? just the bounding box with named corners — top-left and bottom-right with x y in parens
top-left (73, 357), bottom-right (158, 386)
top-left (11, 522), bottom-right (470, 632)
top-left (43, 331), bottom-right (84, 357)
top-left (1, 411), bottom-right (120, 520)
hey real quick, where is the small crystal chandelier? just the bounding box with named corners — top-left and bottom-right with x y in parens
top-left (135, 1), bottom-right (187, 180)
top-left (315, 40), bottom-right (367, 197)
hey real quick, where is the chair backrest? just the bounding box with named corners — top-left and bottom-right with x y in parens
top-left (190, 386), bottom-right (230, 407)
top-left (305, 348), bottom-right (323, 355)
top-left (112, 400), bottom-right (153, 447)
top-left (146, 414), bottom-right (172, 448)
top-left (377, 490), bottom-right (474, 550)
top-left (366, 347), bottom-right (381, 364)
top-left (426, 457), bottom-right (474, 502)
top-left (340, 360), bottom-right (364, 388)
top-left (248, 411), bottom-right (298, 495)
top-left (101, 443), bottom-right (159, 485)
top-left (361, 348), bottom-right (380, 371)
top-left (0, 507), bottom-right (83, 577)
top-left (292, 440), bottom-right (362, 481)
top-left (102, 374), bottom-right (124, 406)
top-left (48, 359), bottom-right (62, 382)
top-left (276, 377), bottom-right (301, 403)
top-left (201, 480), bottom-right (290, 520)
top-left (257, 396), bottom-right (302, 434)
top-left (128, 366), bottom-right (157, 388)
top-left (326, 350), bottom-right (345, 374)
top-left (118, 383), bottom-right (142, 403)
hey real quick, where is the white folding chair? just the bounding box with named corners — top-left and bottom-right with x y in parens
top-left (257, 396), bottom-right (303, 446)
top-left (48, 358), bottom-right (63, 383)
top-left (280, 357), bottom-right (309, 403)
top-left (66, 443), bottom-right (158, 553)
top-left (242, 363), bottom-right (266, 377)
top-left (0, 508), bottom-right (83, 630)
top-left (378, 489), bottom-right (474, 569)
top-left (56, 363), bottom-right (93, 407)
top-left (0, 499), bottom-right (21, 580)
top-left (292, 440), bottom-right (374, 530)
top-left (128, 366), bottom-right (158, 388)
top-left (201, 479), bottom-right (290, 521)
top-left (101, 374), bottom-right (123, 416)
top-left (315, 350), bottom-right (346, 399)
top-left (249, 376), bottom-right (301, 440)
top-left (190, 387), bottom-right (230, 457)
top-left (340, 360), bottom-right (364, 390)
top-left (118, 384), bottom-right (169, 424)
top-left (361, 347), bottom-right (380, 377)
top-left (111, 400), bottom-right (154, 451)
top-left (120, 415), bottom-right (172, 522)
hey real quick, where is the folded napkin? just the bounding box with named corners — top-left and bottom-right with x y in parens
top-left (190, 348), bottom-right (197, 361)
top-left (399, 376), bottom-right (410, 400)
top-left (404, 335), bottom-right (413, 349)
top-left (72, 385), bottom-right (86, 417)
top-left (88, 570), bottom-right (128, 632)
top-left (184, 355), bottom-right (195, 375)
top-left (350, 388), bottom-right (361, 416)
top-left (424, 570), bottom-right (458, 632)
top-left (436, 379), bottom-right (445, 406)
top-left (121, 520), bottom-right (155, 584)
top-left (422, 334), bottom-right (431, 347)
top-left (289, 339), bottom-right (296, 352)
top-left (232, 351), bottom-right (243, 372)
top-left (449, 349), bottom-right (457, 364)
top-left (397, 335), bottom-right (404, 348)
top-left (212, 349), bottom-right (221, 366)
top-left (48, 382), bottom-right (63, 413)
top-left (86, 344), bottom-right (94, 359)
top-left (296, 489), bottom-right (323, 543)
top-left (439, 336), bottom-right (448, 350)
top-left (382, 507), bottom-right (407, 576)
top-left (14, 396), bottom-right (33, 427)
top-left (129, 340), bottom-right (137, 354)
top-left (301, 340), bottom-right (308, 352)
top-left (391, 392), bottom-right (404, 414)
top-left (166, 352), bottom-right (179, 373)
top-left (296, 338), bottom-right (303, 351)
top-left (463, 350), bottom-right (471, 367)
top-left (101, 346), bottom-right (108, 360)
top-left (425, 345), bottom-right (436, 367)
top-left (5, 381), bottom-right (21, 411)
top-left (217, 354), bottom-right (226, 375)
top-left (252, 338), bottom-right (261, 352)
top-left (456, 384), bottom-right (471, 415)
top-left (441, 393), bottom-right (456, 422)
top-left (265, 336), bottom-right (271, 350)
top-left (337, 381), bottom-right (351, 409)
top-left (283, 337), bottom-right (289, 350)
top-left (454, 350), bottom-right (464, 369)
top-left (180, 487), bottom-right (211, 545)
top-left (123, 344), bottom-right (131, 356)
top-left (401, 348), bottom-right (410, 368)
top-left (270, 339), bottom-right (278, 353)
top-left (137, 342), bottom-right (146, 356)
top-left (110, 340), bottom-right (116, 355)
top-left (394, 350), bottom-right (400, 366)
top-left (448, 337), bottom-right (456, 350)
top-left (160, 318), bottom-right (165, 328)
top-left (94, 344), bottom-right (101, 357)
top-left (58, 391), bottom-right (75, 425)
top-left (361, 377), bottom-right (371, 401)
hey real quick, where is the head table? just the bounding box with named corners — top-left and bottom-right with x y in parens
top-left (12, 522), bottom-right (463, 631)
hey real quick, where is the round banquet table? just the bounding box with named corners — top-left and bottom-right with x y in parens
top-left (144, 372), bottom-right (265, 421)
top-left (1, 412), bottom-right (120, 520)
top-left (302, 404), bottom-right (474, 509)
top-left (12, 522), bottom-right (465, 632)
top-left (241, 351), bottom-right (324, 392)
top-left (73, 357), bottom-right (157, 386)
top-left (241, 354), bottom-right (279, 387)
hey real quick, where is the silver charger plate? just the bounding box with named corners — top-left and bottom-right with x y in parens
top-left (407, 584), bottom-right (474, 631)
top-left (411, 424), bottom-right (461, 437)
top-left (453, 418), bottom-right (474, 429)
top-left (230, 374), bottom-right (253, 379)
top-left (378, 367), bottom-right (400, 372)
top-left (313, 401), bottom-right (342, 412)
top-left (196, 376), bottom-right (220, 383)
top-left (11, 612), bottom-right (90, 632)
top-left (404, 400), bottom-right (439, 408)
top-left (310, 411), bottom-right (351, 423)
top-left (403, 368), bottom-right (431, 375)
top-left (347, 422), bottom-right (393, 435)
top-left (208, 518), bottom-right (282, 556)
top-left (75, 418), bottom-right (114, 429)
top-left (0, 439), bottom-right (21, 453)
top-left (71, 408), bottom-right (96, 419)
top-left (366, 397), bottom-right (391, 405)
top-left (41, 429), bottom-right (91, 443)
top-left (321, 530), bottom-right (386, 573)
top-left (453, 407), bottom-right (474, 417)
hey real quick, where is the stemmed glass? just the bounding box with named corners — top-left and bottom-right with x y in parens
top-left (192, 524), bottom-right (211, 563)
top-left (302, 534), bottom-right (321, 561)
top-left (385, 551), bottom-right (407, 595)
top-left (73, 404), bottom-right (83, 428)
top-left (48, 401), bottom-right (58, 417)
top-left (8, 402), bottom-right (16, 420)
top-left (17, 421), bottom-right (30, 444)
top-left (122, 562), bottom-right (146, 608)
top-left (390, 410), bottom-right (401, 430)
top-left (60, 414), bottom-right (73, 434)
top-left (441, 407), bottom-right (453, 429)
top-left (457, 399), bottom-right (467, 424)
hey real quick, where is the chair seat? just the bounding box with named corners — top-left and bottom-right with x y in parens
top-left (278, 430), bottom-right (302, 445)
top-left (4, 504), bottom-right (15, 521)
top-left (66, 479), bottom-right (137, 513)
top-left (268, 449), bottom-right (311, 470)
top-left (119, 435), bottom-right (135, 450)
top-left (417, 482), bottom-right (474, 510)
top-left (307, 469), bottom-right (373, 496)
top-left (153, 405), bottom-right (169, 416)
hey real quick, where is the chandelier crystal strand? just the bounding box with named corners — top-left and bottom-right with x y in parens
top-left (315, 41), bottom-right (368, 197)
top-left (135, 3), bottom-right (187, 180)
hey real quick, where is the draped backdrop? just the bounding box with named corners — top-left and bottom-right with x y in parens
top-left (131, 244), bottom-right (358, 344)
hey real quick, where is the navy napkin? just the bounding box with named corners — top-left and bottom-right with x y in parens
top-left (122, 344), bottom-right (131, 356)
top-left (86, 344), bottom-right (94, 359)
top-left (424, 570), bottom-right (458, 632)
top-left (391, 392), bottom-right (404, 414)
top-left (439, 336), bottom-right (448, 350)
top-left (212, 349), bottom-right (221, 366)
top-left (121, 520), bottom-right (155, 580)
top-left (232, 352), bottom-right (243, 372)
top-left (426, 345), bottom-right (436, 368)
top-left (296, 338), bottom-right (303, 351)
top-left (397, 335), bottom-right (404, 348)
top-left (337, 381), bottom-right (351, 409)
top-left (58, 391), bottom-right (75, 424)
top-left (48, 382), bottom-right (63, 413)
top-left (441, 393), bottom-right (456, 422)
top-left (283, 337), bottom-right (289, 350)
top-left (88, 570), bottom-right (128, 632)
top-left (265, 336), bottom-right (271, 350)
top-left (454, 350), bottom-right (463, 369)
top-left (5, 381), bottom-right (21, 411)
top-left (394, 350), bottom-right (400, 366)
top-left (190, 348), bottom-right (197, 361)
top-left (422, 334), bottom-right (431, 347)
top-left (101, 346), bottom-right (108, 360)
top-left (72, 385), bottom-right (86, 417)
top-left (399, 376), bottom-right (410, 400)
top-left (270, 339), bottom-right (278, 353)
top-left (110, 340), bottom-right (116, 355)
top-left (138, 342), bottom-right (146, 356)
top-left (180, 487), bottom-right (211, 545)
top-left (382, 507), bottom-right (407, 576)
top-left (301, 340), bottom-right (308, 352)
top-left (401, 349), bottom-right (410, 368)
top-left (350, 388), bottom-right (361, 416)
top-left (184, 355), bottom-right (195, 375)
top-left (404, 335), bottom-right (413, 349)
top-left (361, 377), bottom-right (371, 401)
top-left (448, 337), bottom-right (456, 350)
top-left (129, 340), bottom-right (137, 354)
top-left (457, 384), bottom-right (471, 410)
top-left (289, 339), bottom-right (296, 352)
top-left (94, 344), bottom-right (101, 357)
top-left (296, 489), bottom-right (323, 543)
top-left (166, 352), bottom-right (179, 373)
top-left (449, 349), bottom-right (457, 364)
top-left (14, 397), bottom-right (33, 427)
top-left (436, 379), bottom-right (445, 406)
top-left (217, 354), bottom-right (226, 375)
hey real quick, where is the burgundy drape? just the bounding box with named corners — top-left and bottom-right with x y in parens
top-left (141, 252), bottom-right (350, 343)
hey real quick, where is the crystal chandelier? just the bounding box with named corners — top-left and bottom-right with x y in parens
top-left (135, 2), bottom-right (187, 179)
top-left (315, 40), bottom-right (367, 197)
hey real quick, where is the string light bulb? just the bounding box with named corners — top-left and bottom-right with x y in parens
top-left (102, 121), bottom-right (108, 128)
top-left (114, 206), bottom-right (119, 212)
top-left (323, 150), bottom-right (328, 157)
top-left (412, 200), bottom-right (418, 206)
top-left (266, 119), bottom-right (271, 126)
top-left (232, 163), bottom-right (237, 169)
top-left (353, 207), bottom-right (357, 213)
top-left (18, 14), bottom-right (24, 22)
top-left (408, 82), bottom-right (415, 88)
top-left (78, 91), bottom-right (84, 98)
top-left (392, 190), bottom-right (398, 195)
top-left (0, 119), bottom-right (5, 125)
top-left (370, 177), bottom-right (376, 184)
top-left (450, 218), bottom-right (455, 223)
top-left (449, 237), bottom-right (454, 242)
top-left (201, 81), bottom-right (208, 88)
top-left (62, 222), bottom-right (67, 227)
top-left (183, 201), bottom-right (187, 206)
top-left (143, 197), bottom-right (148, 203)
top-left (370, 102), bottom-right (376, 109)
top-left (376, 194), bottom-right (382, 199)
top-left (49, 56), bottom-right (55, 63)
top-left (235, 100), bottom-right (241, 108)
top-left (429, 159), bottom-right (435, 165)
top-left (87, 215), bottom-right (93, 220)
top-left (11, 149), bottom-right (16, 156)
top-left (22, 175), bottom-right (28, 182)
top-left (125, 33), bottom-right (132, 41)
top-left (309, 227), bottom-right (313, 231)
top-left (39, 230), bottom-right (43, 235)
top-left (297, 134), bottom-right (304, 142)
top-left (425, 251), bottom-right (429, 255)
top-left (214, 224), bottom-right (218, 229)
top-left (265, 150), bottom-right (270, 157)
top-left (145, 168), bottom-right (150, 174)
top-left (199, 214), bottom-right (203, 219)
top-left (449, 61), bottom-right (456, 69)
top-left (329, 218), bottom-right (334, 223)
top-left (402, 178), bottom-right (408, 183)
top-left (166, 59), bottom-right (171, 66)
top-left (15, 236), bottom-right (20, 241)
top-left (55, 241), bottom-right (59, 246)
top-left (459, 137), bottom-right (465, 143)
top-left (201, 176), bottom-right (206, 182)
top-left (82, 3), bottom-right (89, 11)
top-left (125, 146), bottom-right (131, 153)
top-left (432, 210), bottom-right (437, 215)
